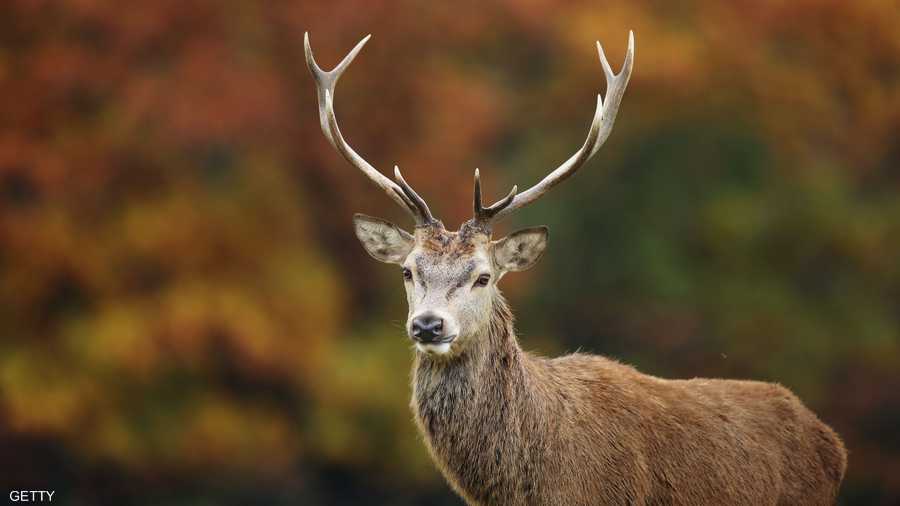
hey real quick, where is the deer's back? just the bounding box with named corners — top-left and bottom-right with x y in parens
top-left (536, 354), bottom-right (846, 505)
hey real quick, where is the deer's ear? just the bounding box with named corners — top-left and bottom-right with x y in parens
top-left (353, 214), bottom-right (414, 264)
top-left (493, 226), bottom-right (549, 273)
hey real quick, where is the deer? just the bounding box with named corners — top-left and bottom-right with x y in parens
top-left (304, 31), bottom-right (847, 506)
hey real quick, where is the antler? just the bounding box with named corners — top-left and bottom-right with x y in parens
top-left (473, 168), bottom-right (517, 221)
top-left (477, 31), bottom-right (635, 223)
top-left (304, 33), bottom-right (437, 226)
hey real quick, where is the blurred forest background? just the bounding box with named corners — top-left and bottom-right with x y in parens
top-left (1, 0), bottom-right (899, 504)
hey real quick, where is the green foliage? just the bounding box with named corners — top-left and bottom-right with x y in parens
top-left (0, 0), bottom-right (898, 503)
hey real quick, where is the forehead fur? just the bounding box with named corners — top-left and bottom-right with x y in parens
top-left (413, 221), bottom-right (491, 258)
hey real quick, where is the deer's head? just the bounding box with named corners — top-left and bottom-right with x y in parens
top-left (353, 212), bottom-right (548, 356)
top-left (305, 32), bottom-right (633, 357)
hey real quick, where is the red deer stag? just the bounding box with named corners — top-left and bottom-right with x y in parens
top-left (304, 32), bottom-right (847, 506)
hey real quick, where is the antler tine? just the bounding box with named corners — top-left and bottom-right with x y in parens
top-left (305, 32), bottom-right (435, 226)
top-left (394, 166), bottom-right (437, 225)
top-left (492, 31), bottom-right (635, 221)
top-left (473, 168), bottom-right (517, 221)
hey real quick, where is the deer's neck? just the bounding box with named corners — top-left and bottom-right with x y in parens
top-left (412, 295), bottom-right (522, 411)
top-left (411, 295), bottom-right (547, 503)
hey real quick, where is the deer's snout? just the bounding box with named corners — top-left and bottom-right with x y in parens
top-left (411, 312), bottom-right (446, 343)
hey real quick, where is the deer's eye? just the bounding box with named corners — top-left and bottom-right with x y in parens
top-left (402, 268), bottom-right (413, 281)
top-left (474, 273), bottom-right (491, 287)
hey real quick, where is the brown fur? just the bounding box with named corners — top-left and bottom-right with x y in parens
top-left (411, 296), bottom-right (847, 505)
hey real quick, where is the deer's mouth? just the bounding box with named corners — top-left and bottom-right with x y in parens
top-left (415, 335), bottom-right (456, 355)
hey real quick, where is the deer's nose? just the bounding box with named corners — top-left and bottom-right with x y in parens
top-left (411, 312), bottom-right (445, 343)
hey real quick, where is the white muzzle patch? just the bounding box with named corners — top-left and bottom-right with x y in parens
top-left (415, 342), bottom-right (452, 355)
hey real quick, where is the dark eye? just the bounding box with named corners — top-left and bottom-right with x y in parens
top-left (474, 273), bottom-right (491, 287)
top-left (402, 268), bottom-right (412, 281)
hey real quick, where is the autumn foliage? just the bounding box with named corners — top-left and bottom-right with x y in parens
top-left (1, 0), bottom-right (898, 504)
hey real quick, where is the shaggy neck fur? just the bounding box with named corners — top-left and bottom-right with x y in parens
top-left (412, 293), bottom-right (549, 504)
